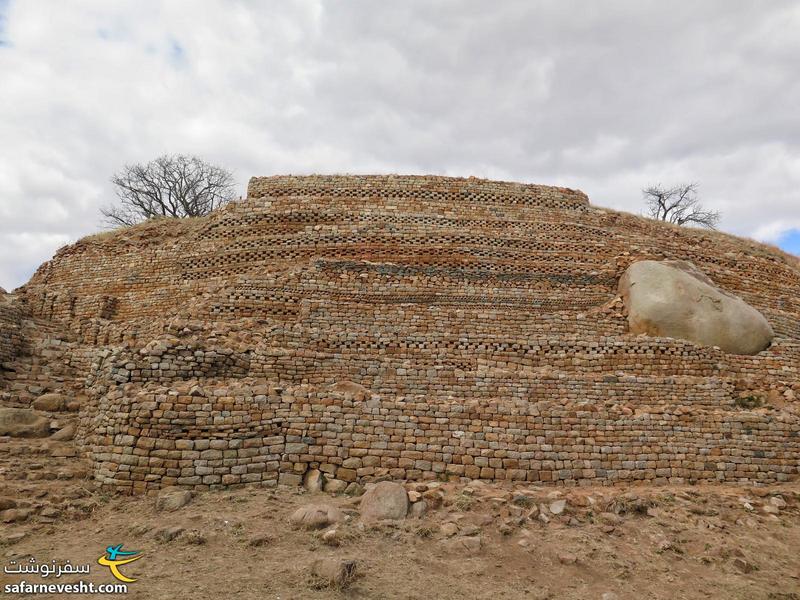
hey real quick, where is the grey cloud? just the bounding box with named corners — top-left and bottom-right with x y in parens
top-left (0, 0), bottom-right (798, 289)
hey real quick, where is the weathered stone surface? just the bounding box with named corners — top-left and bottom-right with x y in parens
top-left (247, 533), bottom-right (272, 547)
top-left (444, 535), bottom-right (482, 556)
top-left (32, 393), bottom-right (68, 412)
top-left (619, 260), bottom-right (773, 355)
top-left (1, 508), bottom-right (32, 523)
top-left (359, 481), bottom-right (409, 522)
top-left (409, 500), bottom-right (428, 519)
top-left (155, 487), bottom-right (192, 512)
top-left (549, 499), bottom-right (567, 515)
top-left (441, 522), bottom-right (459, 537)
top-left (344, 483), bottom-right (364, 496)
top-left (154, 526), bottom-right (185, 542)
top-left (322, 479), bottom-right (348, 494)
top-left (289, 503), bottom-right (344, 529)
top-left (0, 408), bottom-right (50, 438)
top-left (558, 552), bottom-right (578, 565)
top-left (423, 489), bottom-right (444, 509)
top-left (309, 557), bottom-right (357, 589)
top-left (50, 422), bottom-right (77, 441)
top-left (732, 557), bottom-right (755, 573)
top-left (321, 529), bottom-right (342, 546)
top-left (278, 473), bottom-right (303, 487)
top-left (328, 381), bottom-right (372, 400)
top-left (303, 469), bottom-right (325, 493)
top-left (770, 496), bottom-right (787, 509)
top-left (598, 512), bottom-right (622, 526)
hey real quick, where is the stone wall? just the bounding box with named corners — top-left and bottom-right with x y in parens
top-left (0, 292), bottom-right (23, 367)
top-left (246, 174), bottom-right (591, 212)
top-left (81, 380), bottom-right (799, 494)
top-left (92, 330), bottom-right (800, 397)
top-left (14, 175), bottom-right (800, 492)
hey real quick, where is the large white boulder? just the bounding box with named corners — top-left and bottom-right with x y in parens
top-left (619, 260), bottom-right (773, 355)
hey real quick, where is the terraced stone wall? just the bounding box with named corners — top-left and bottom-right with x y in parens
top-left (93, 332), bottom-right (800, 398)
top-left (245, 174), bottom-right (591, 212)
top-left (14, 175), bottom-right (800, 492)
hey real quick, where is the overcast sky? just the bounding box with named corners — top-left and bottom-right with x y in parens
top-left (0, 1), bottom-right (798, 290)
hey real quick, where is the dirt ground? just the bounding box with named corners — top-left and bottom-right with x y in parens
top-left (2, 481), bottom-right (799, 600)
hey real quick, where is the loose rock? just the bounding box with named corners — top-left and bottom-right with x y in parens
top-left (50, 422), bottom-right (77, 441)
top-left (1, 508), bottom-right (32, 523)
top-left (732, 557), bottom-right (755, 574)
top-left (445, 535), bottom-right (482, 556)
top-left (247, 534), bottom-right (272, 547)
top-left (323, 479), bottom-right (348, 494)
top-left (303, 469), bottom-right (325, 493)
top-left (359, 481), bottom-right (409, 522)
top-left (558, 552), bottom-right (578, 565)
top-left (289, 504), bottom-right (344, 530)
top-left (32, 393), bottom-right (68, 412)
top-left (0, 408), bottom-right (50, 438)
top-left (409, 500), bottom-right (428, 519)
top-left (155, 526), bottom-right (185, 542)
top-left (549, 499), bottom-right (567, 515)
top-left (155, 487), bottom-right (192, 512)
top-left (309, 557), bottom-right (357, 589)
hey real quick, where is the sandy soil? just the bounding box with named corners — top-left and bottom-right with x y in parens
top-left (2, 481), bottom-right (799, 600)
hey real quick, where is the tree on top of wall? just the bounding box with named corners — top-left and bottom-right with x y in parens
top-left (642, 182), bottom-right (720, 229)
top-left (102, 154), bottom-right (236, 227)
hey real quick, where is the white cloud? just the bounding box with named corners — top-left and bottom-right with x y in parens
top-left (0, 0), bottom-right (798, 289)
top-left (0, 231), bottom-right (72, 292)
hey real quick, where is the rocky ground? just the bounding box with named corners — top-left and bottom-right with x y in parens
top-left (2, 479), bottom-right (799, 599)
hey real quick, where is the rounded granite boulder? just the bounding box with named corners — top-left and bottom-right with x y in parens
top-left (619, 259), bottom-right (774, 355)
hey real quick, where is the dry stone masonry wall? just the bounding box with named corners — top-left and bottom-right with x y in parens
top-left (80, 380), bottom-right (799, 494)
top-left (0, 292), bottom-right (24, 367)
top-left (5, 175), bottom-right (800, 493)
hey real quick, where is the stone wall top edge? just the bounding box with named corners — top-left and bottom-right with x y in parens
top-left (246, 174), bottom-right (589, 203)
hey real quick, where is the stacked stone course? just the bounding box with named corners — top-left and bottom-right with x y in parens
top-left (82, 379), bottom-right (798, 494)
top-left (0, 292), bottom-right (24, 366)
top-left (4, 175), bottom-right (799, 493)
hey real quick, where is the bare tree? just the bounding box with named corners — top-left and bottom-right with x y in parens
top-left (102, 154), bottom-right (236, 227)
top-left (642, 182), bottom-right (720, 229)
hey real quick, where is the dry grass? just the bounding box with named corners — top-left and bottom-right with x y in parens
top-left (591, 204), bottom-right (800, 270)
top-left (81, 215), bottom-right (208, 244)
top-left (750, 239), bottom-right (800, 267)
top-left (452, 491), bottom-right (476, 511)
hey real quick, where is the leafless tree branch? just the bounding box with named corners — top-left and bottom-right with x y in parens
top-left (101, 154), bottom-right (236, 227)
top-left (642, 182), bottom-right (720, 229)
